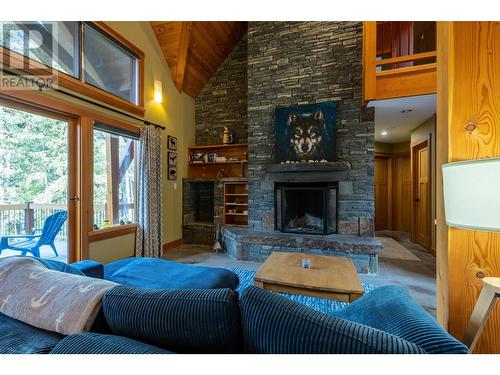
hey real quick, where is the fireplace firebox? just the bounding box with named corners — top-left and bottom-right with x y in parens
top-left (275, 182), bottom-right (337, 235)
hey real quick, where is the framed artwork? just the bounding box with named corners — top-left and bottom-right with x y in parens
top-left (168, 166), bottom-right (177, 180)
top-left (275, 102), bottom-right (336, 163)
top-left (167, 135), bottom-right (177, 151)
top-left (168, 151), bottom-right (177, 166)
top-left (207, 152), bottom-right (217, 163)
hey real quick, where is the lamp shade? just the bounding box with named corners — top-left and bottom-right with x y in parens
top-left (442, 157), bottom-right (500, 232)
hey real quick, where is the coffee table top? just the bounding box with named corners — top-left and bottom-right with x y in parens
top-left (254, 252), bottom-right (364, 295)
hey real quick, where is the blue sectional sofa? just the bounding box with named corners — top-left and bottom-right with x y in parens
top-left (0, 258), bottom-right (468, 354)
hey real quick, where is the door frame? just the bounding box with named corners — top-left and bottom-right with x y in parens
top-left (374, 153), bottom-right (392, 231)
top-left (0, 96), bottom-right (80, 263)
top-left (410, 135), bottom-right (432, 250)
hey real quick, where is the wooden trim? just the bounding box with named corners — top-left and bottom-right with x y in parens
top-left (88, 224), bottom-right (137, 242)
top-left (435, 21), bottom-right (451, 330)
top-left (162, 239), bottom-right (184, 253)
top-left (188, 143), bottom-right (248, 150)
top-left (410, 136), bottom-right (432, 250)
top-left (362, 21), bottom-right (377, 102)
top-left (375, 51), bottom-right (437, 66)
top-left (174, 22), bottom-right (192, 92)
top-left (376, 63), bottom-right (437, 77)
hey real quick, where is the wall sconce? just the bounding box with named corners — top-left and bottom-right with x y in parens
top-left (154, 80), bottom-right (163, 103)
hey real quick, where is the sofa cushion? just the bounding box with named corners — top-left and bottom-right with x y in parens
top-left (104, 257), bottom-right (239, 290)
top-left (0, 257), bottom-right (117, 335)
top-left (240, 286), bottom-right (425, 354)
top-left (0, 312), bottom-right (64, 354)
top-left (50, 333), bottom-right (171, 354)
top-left (102, 285), bottom-right (243, 353)
top-left (70, 260), bottom-right (104, 279)
top-left (331, 285), bottom-right (468, 354)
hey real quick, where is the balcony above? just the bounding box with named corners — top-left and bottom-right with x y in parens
top-left (363, 21), bottom-right (437, 102)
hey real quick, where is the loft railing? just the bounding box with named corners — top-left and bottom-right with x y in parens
top-left (363, 21), bottom-right (437, 102)
top-left (0, 202), bottom-right (135, 238)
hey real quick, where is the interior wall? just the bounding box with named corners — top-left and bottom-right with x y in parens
top-left (410, 114), bottom-right (436, 251)
top-left (437, 21), bottom-right (500, 354)
top-left (375, 141), bottom-right (410, 154)
top-left (86, 22), bottom-right (196, 263)
top-left (195, 35), bottom-right (248, 146)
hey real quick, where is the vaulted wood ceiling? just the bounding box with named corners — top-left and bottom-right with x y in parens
top-left (151, 21), bottom-right (247, 97)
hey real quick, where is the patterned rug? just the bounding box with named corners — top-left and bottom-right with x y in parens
top-left (229, 267), bottom-right (378, 316)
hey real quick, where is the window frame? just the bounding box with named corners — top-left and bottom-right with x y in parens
top-left (91, 121), bottom-right (139, 233)
top-left (0, 21), bottom-right (145, 116)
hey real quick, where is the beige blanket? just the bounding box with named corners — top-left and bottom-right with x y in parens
top-left (0, 257), bottom-right (117, 335)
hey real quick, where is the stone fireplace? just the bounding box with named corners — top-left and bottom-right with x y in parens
top-left (194, 21), bottom-right (383, 273)
top-left (275, 182), bottom-right (337, 235)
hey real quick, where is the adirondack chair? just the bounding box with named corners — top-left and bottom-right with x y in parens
top-left (0, 211), bottom-right (67, 258)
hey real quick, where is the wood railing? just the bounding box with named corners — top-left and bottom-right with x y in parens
top-left (0, 202), bottom-right (135, 237)
top-left (363, 21), bottom-right (437, 102)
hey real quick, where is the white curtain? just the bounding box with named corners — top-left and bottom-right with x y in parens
top-left (135, 125), bottom-right (163, 258)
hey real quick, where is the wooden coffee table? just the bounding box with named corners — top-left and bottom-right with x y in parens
top-left (253, 252), bottom-right (364, 302)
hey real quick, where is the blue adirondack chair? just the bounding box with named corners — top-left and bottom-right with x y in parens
top-left (0, 211), bottom-right (67, 258)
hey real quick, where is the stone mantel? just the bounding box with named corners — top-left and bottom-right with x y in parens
top-left (264, 161), bottom-right (350, 174)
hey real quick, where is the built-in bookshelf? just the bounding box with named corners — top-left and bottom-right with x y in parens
top-left (224, 180), bottom-right (248, 227)
top-left (188, 144), bottom-right (248, 179)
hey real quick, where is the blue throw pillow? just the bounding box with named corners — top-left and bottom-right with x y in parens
top-left (102, 285), bottom-right (243, 353)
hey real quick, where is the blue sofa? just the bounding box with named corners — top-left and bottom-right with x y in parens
top-left (0, 258), bottom-right (468, 354)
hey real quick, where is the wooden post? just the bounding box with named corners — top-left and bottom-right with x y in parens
top-left (105, 135), bottom-right (120, 224)
top-left (24, 202), bottom-right (34, 234)
top-left (437, 21), bottom-right (500, 353)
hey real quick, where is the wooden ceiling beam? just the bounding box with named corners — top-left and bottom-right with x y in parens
top-left (174, 21), bottom-right (192, 92)
top-left (150, 21), bottom-right (247, 97)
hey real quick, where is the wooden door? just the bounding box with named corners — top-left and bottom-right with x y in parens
top-left (412, 140), bottom-right (431, 249)
top-left (392, 154), bottom-right (412, 232)
top-left (374, 156), bottom-right (389, 231)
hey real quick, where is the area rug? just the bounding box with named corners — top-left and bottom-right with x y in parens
top-left (229, 267), bottom-right (378, 316)
top-left (377, 237), bottom-right (421, 261)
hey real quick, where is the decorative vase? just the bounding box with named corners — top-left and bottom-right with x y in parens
top-left (222, 127), bottom-right (233, 144)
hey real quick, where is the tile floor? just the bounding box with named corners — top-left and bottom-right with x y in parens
top-left (164, 230), bottom-right (437, 316)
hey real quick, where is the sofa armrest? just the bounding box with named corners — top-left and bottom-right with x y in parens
top-left (50, 333), bottom-right (171, 354)
top-left (331, 285), bottom-right (468, 354)
top-left (240, 286), bottom-right (424, 354)
top-left (71, 260), bottom-right (104, 279)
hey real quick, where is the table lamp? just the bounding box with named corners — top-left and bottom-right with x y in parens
top-left (442, 157), bottom-right (500, 353)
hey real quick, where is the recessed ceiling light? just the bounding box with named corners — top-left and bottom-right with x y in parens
top-left (401, 109), bottom-right (413, 113)
top-left (381, 131), bottom-right (388, 136)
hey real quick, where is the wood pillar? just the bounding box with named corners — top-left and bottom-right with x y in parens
top-left (437, 21), bottom-right (500, 353)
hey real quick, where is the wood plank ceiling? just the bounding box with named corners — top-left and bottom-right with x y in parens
top-left (151, 21), bottom-right (247, 97)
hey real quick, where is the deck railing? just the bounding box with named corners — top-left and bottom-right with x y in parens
top-left (0, 202), bottom-right (135, 238)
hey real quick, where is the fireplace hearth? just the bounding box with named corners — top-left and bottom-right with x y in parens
top-left (275, 182), bottom-right (337, 235)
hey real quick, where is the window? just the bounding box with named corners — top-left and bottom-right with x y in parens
top-left (93, 123), bottom-right (138, 230)
top-left (0, 21), bottom-right (79, 78)
top-left (83, 23), bottom-right (139, 104)
top-left (0, 21), bottom-right (143, 111)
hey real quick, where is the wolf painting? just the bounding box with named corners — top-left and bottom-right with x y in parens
top-left (275, 102), bottom-right (336, 163)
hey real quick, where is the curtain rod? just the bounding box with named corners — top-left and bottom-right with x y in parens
top-left (0, 68), bottom-right (166, 130)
